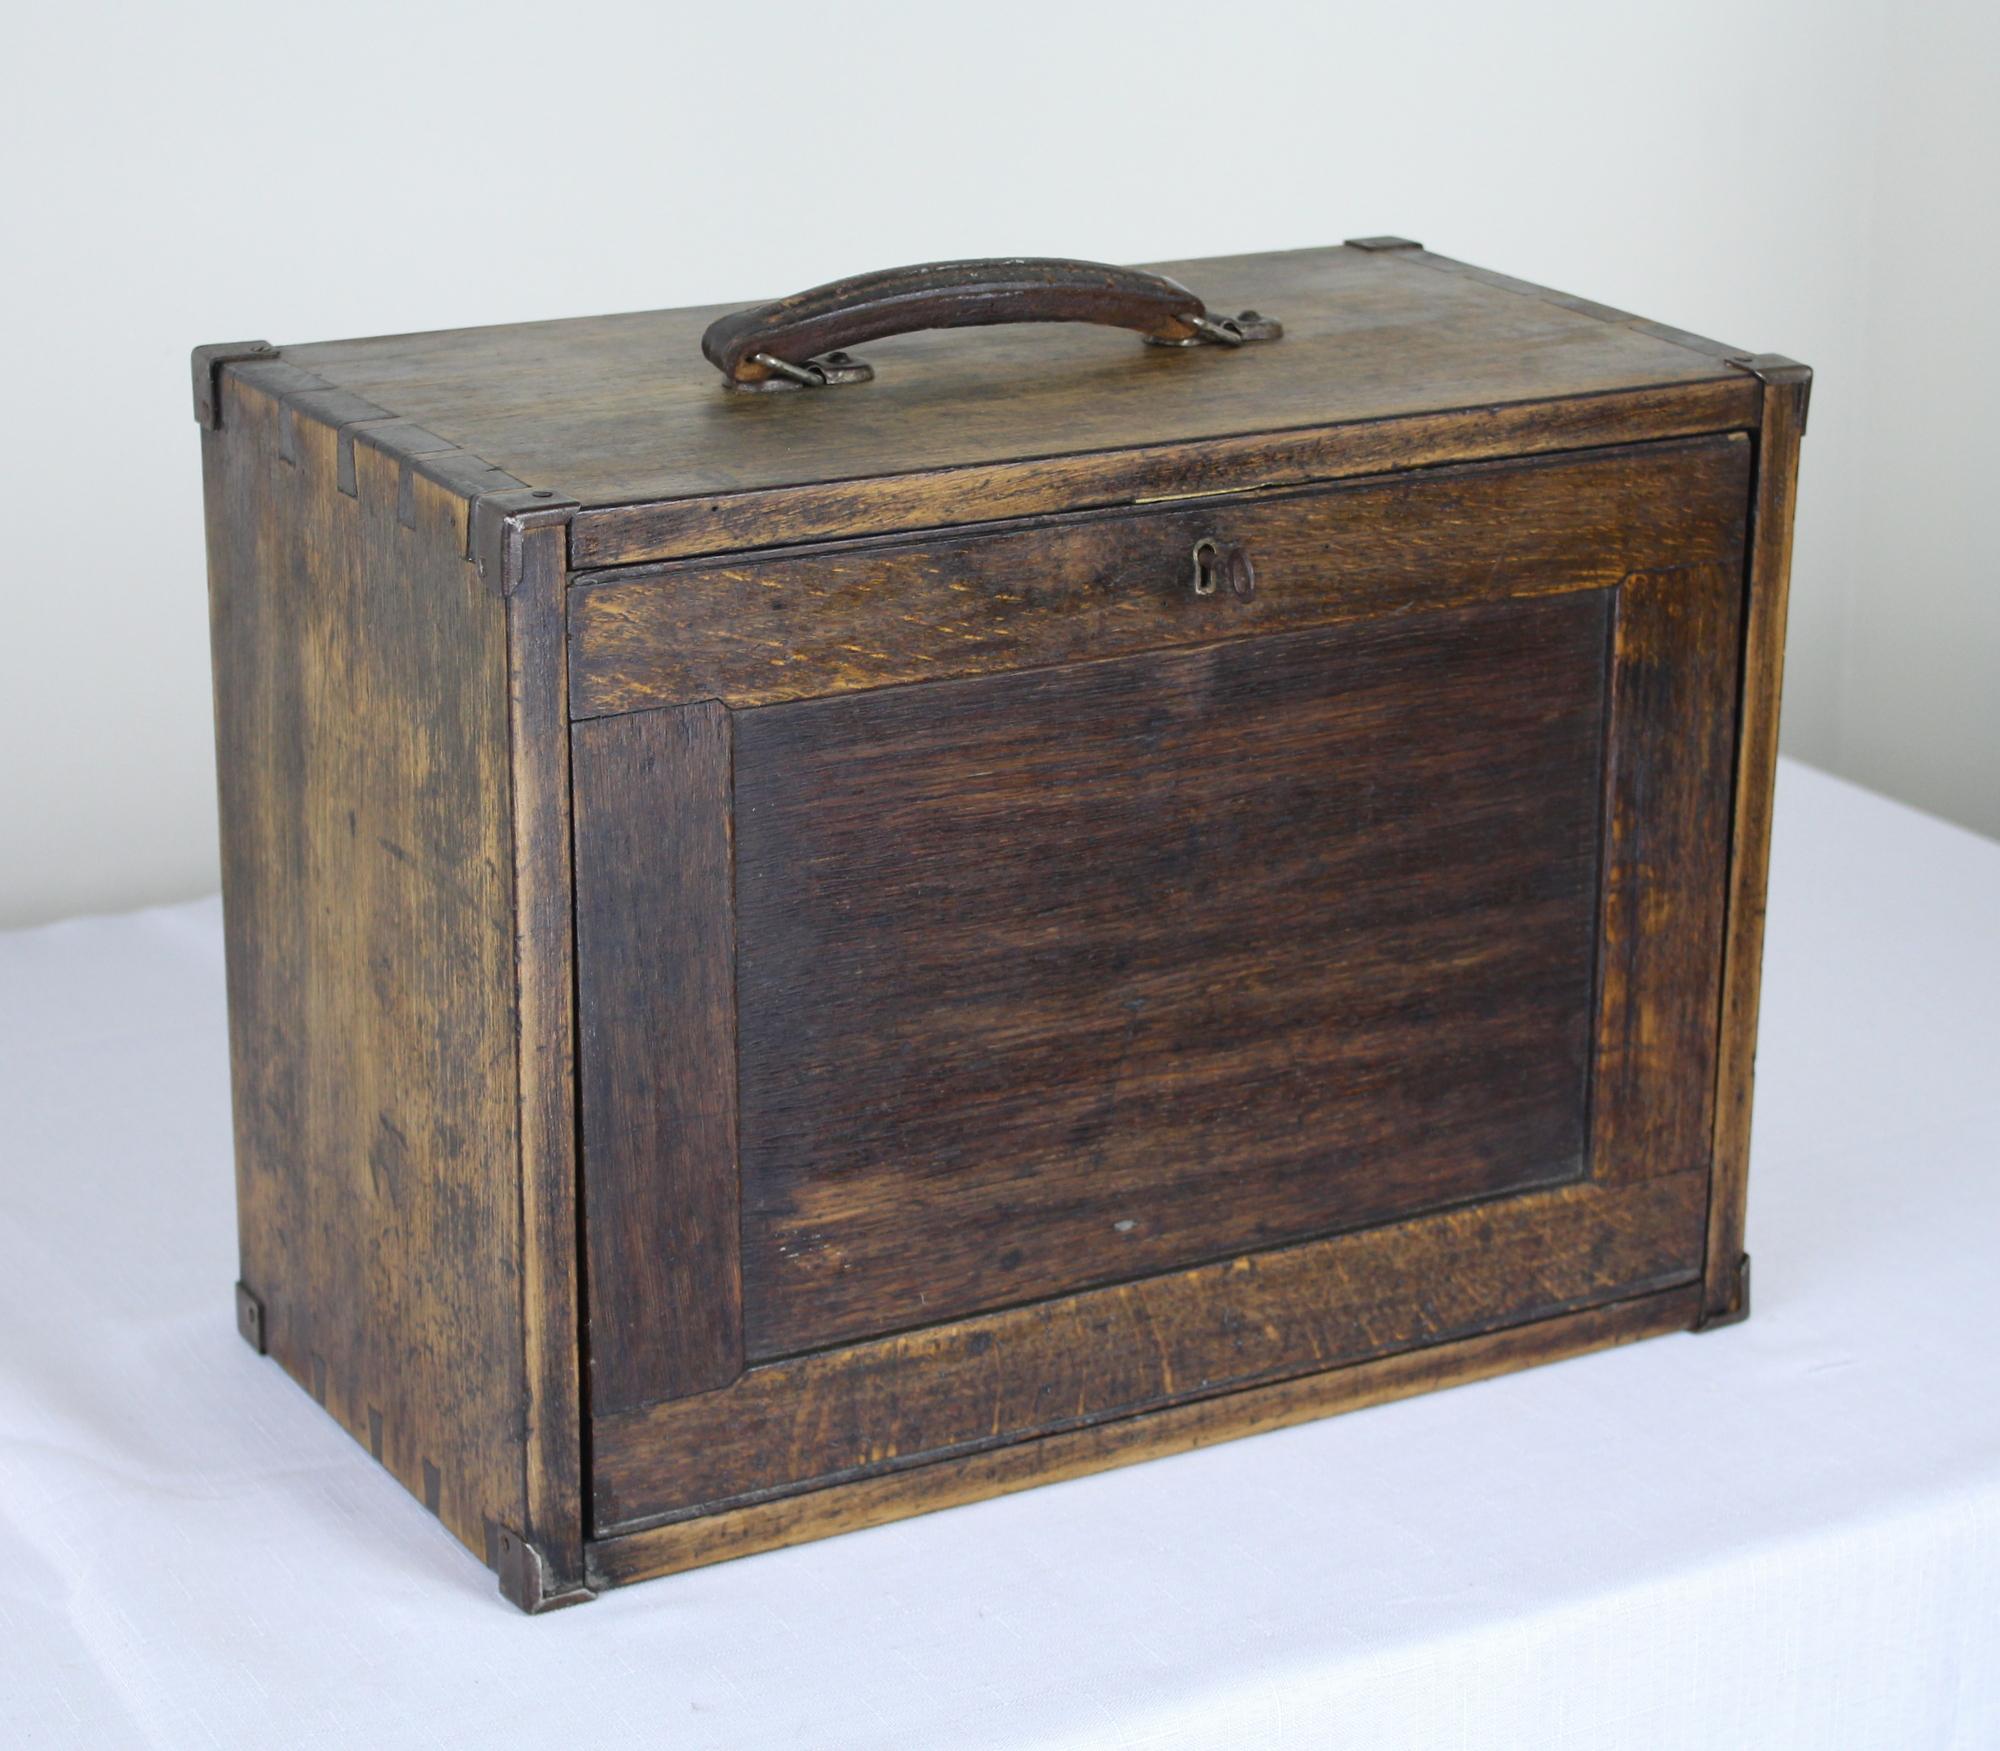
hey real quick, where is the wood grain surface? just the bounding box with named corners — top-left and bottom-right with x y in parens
top-left (1706, 360), bottom-right (1814, 1324)
top-left (724, 596), bottom-right (1612, 1358)
top-left (568, 378), bottom-right (1761, 566)
top-left (204, 375), bottom-right (529, 1567)
top-left (573, 704), bottom-right (742, 1413)
top-left (594, 1173), bottom-right (1706, 1530)
top-left (200, 242), bottom-right (1803, 1601)
top-left (1591, 565), bottom-right (1742, 1186)
top-left (568, 434), bottom-right (1751, 716)
top-left (588, 1283), bottom-right (1706, 1584)
top-left (275, 244), bottom-right (1749, 527)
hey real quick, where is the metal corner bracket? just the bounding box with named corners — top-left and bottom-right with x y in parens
top-left (234, 1281), bottom-right (266, 1353)
top-left (1727, 353), bottom-right (1814, 433)
top-left (494, 1527), bottom-right (596, 1614)
top-left (469, 488), bottom-right (581, 596)
top-left (1695, 1253), bottom-right (1752, 1332)
top-left (192, 341), bottom-right (279, 429)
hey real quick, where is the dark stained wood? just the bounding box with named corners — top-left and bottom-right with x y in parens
top-left (569, 435), bottom-right (1752, 715)
top-left (201, 243), bottom-right (1804, 1604)
top-left (594, 1172), bottom-right (1706, 1529)
top-left (203, 373), bottom-right (530, 1568)
top-left (567, 378), bottom-right (1761, 567)
top-left (720, 596), bottom-right (1611, 1360)
top-left (276, 245), bottom-right (1753, 534)
top-left (499, 504), bottom-right (588, 1593)
top-left (573, 704), bottom-right (743, 1412)
top-left (1401, 248), bottom-right (1757, 368)
top-left (590, 1282), bottom-right (1706, 1584)
top-left (1592, 565), bottom-right (1742, 1185)
top-left (1706, 359), bottom-right (1813, 1324)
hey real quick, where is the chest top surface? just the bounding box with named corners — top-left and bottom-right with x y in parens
top-left (278, 243), bottom-right (1746, 515)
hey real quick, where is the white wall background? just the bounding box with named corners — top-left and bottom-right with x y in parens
top-left (0, 0), bottom-right (1992, 927)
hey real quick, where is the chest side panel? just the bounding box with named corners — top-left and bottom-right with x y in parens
top-left (732, 596), bottom-right (1609, 1356)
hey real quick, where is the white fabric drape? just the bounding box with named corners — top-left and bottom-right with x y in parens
top-left (3, 759), bottom-right (1996, 1748)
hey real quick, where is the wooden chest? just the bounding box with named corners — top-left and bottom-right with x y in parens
top-left (196, 241), bottom-right (1809, 1610)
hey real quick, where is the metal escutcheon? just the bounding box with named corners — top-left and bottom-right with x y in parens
top-left (1191, 537), bottom-right (1256, 600)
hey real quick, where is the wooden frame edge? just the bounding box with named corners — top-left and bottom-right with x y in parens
top-left (566, 378), bottom-right (1762, 569)
top-left (1704, 361), bottom-right (1812, 1325)
top-left (497, 498), bottom-right (592, 1601)
top-left (586, 1283), bottom-right (1705, 1588)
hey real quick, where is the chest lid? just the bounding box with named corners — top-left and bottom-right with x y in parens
top-left (252, 240), bottom-right (1762, 565)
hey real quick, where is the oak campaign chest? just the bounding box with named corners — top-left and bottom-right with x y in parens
top-left (196, 241), bottom-right (1809, 1610)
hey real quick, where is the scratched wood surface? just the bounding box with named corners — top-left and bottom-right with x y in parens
top-left (568, 434), bottom-right (1751, 716)
top-left (204, 376), bottom-right (529, 1568)
top-left (1591, 564), bottom-right (1743, 1186)
top-left (278, 246), bottom-right (1743, 516)
top-left (589, 1283), bottom-right (1706, 1582)
top-left (199, 242), bottom-right (1803, 1603)
top-left (573, 703), bottom-right (742, 1414)
top-left (580, 460), bottom-right (1752, 1524)
top-left (1706, 360), bottom-right (1813, 1324)
top-left (720, 595), bottom-right (1610, 1358)
top-left (594, 1173), bottom-right (1706, 1529)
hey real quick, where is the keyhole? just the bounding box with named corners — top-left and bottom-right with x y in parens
top-left (1191, 538), bottom-right (1254, 599)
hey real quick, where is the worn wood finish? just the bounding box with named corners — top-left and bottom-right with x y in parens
top-left (569, 435), bottom-right (1751, 716)
top-left (1592, 565), bottom-right (1742, 1186)
top-left (204, 376), bottom-right (529, 1567)
top-left (586, 547), bottom-right (1746, 1522)
top-left (202, 241), bottom-right (1805, 1606)
top-left (496, 503), bottom-right (588, 1594)
top-left (594, 1173), bottom-right (1705, 1529)
top-left (573, 703), bottom-right (742, 1412)
top-left (590, 1281), bottom-right (1705, 1585)
top-left (277, 245), bottom-right (1754, 550)
top-left (1706, 359), bottom-right (1813, 1324)
top-left (720, 597), bottom-right (1609, 1359)
top-left (569, 378), bottom-right (1762, 567)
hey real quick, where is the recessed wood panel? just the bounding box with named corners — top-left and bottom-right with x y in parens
top-left (730, 592), bottom-right (1614, 1358)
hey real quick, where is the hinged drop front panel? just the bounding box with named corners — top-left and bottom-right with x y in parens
top-left (574, 434), bottom-right (1752, 1533)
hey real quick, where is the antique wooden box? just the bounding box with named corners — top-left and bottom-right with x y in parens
top-left (196, 241), bottom-right (1809, 1610)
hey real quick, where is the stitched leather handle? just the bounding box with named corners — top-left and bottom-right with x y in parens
top-left (701, 258), bottom-right (1275, 387)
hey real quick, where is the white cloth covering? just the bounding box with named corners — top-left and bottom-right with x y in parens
top-left (2, 759), bottom-right (1996, 1748)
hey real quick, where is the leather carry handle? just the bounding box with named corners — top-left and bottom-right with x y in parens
top-left (701, 258), bottom-right (1281, 389)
